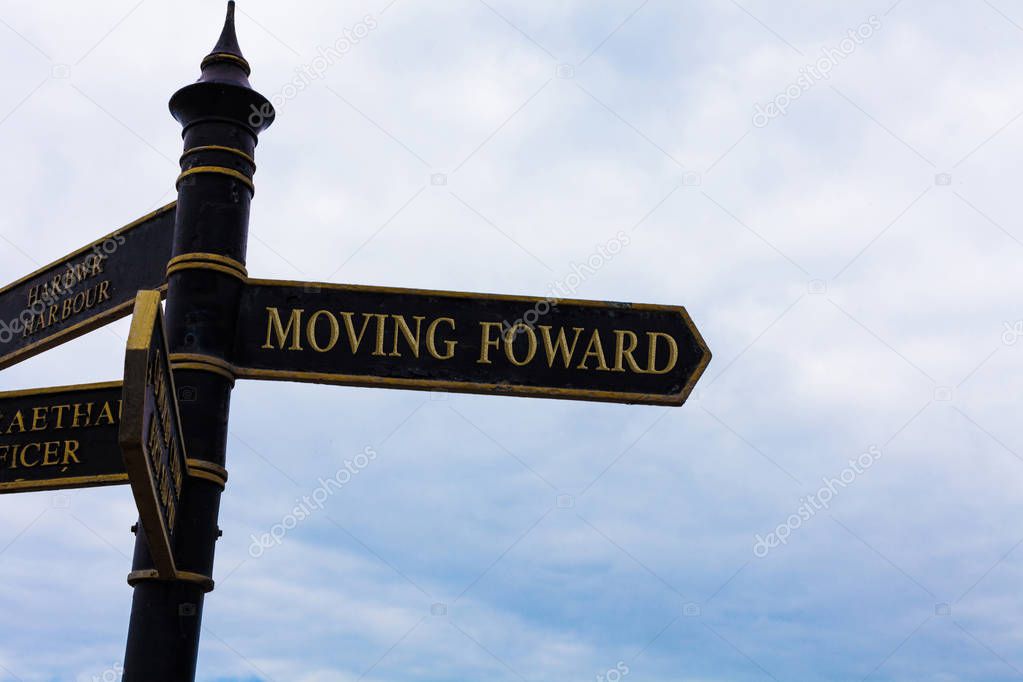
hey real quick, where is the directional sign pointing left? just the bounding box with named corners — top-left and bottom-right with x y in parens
top-left (0, 382), bottom-right (127, 494)
top-left (0, 203), bottom-right (176, 370)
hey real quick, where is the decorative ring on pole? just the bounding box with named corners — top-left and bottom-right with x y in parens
top-left (187, 459), bottom-right (229, 490)
top-left (166, 252), bottom-right (248, 281)
top-left (200, 52), bottom-right (251, 74)
top-left (176, 166), bottom-right (254, 194)
top-left (169, 353), bottom-right (238, 383)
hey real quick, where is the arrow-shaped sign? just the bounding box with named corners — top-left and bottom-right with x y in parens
top-left (0, 382), bottom-right (127, 493)
top-left (120, 290), bottom-right (189, 579)
top-left (230, 279), bottom-right (711, 406)
top-left (0, 204), bottom-right (176, 371)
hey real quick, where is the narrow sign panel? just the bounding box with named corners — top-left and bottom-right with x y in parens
top-left (0, 382), bottom-right (127, 493)
top-left (0, 203), bottom-right (176, 371)
top-left (232, 279), bottom-right (711, 405)
top-left (120, 291), bottom-right (188, 578)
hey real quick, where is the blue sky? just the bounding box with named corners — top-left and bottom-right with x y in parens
top-left (1, 0), bottom-right (1022, 680)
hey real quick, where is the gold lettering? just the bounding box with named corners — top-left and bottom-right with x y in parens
top-left (539, 326), bottom-right (584, 368)
top-left (72, 403), bottom-right (93, 428)
top-left (613, 330), bottom-right (645, 373)
top-left (578, 330), bottom-right (610, 371)
top-left (19, 443), bottom-right (40, 468)
top-left (262, 307), bottom-right (304, 350)
top-left (646, 332), bottom-right (678, 374)
top-left (5, 410), bottom-right (25, 434)
top-left (31, 407), bottom-right (48, 432)
top-left (339, 312), bottom-right (378, 355)
top-left (306, 310), bottom-right (340, 353)
top-left (94, 401), bottom-right (116, 427)
top-left (26, 284), bottom-right (40, 308)
top-left (51, 404), bottom-right (70, 429)
top-left (372, 314), bottom-right (387, 357)
top-left (426, 318), bottom-right (457, 360)
top-left (146, 415), bottom-right (160, 457)
top-left (160, 400), bottom-right (172, 448)
top-left (503, 324), bottom-right (537, 366)
top-left (62, 440), bottom-right (81, 465)
top-left (390, 315), bottom-right (425, 358)
top-left (0, 440), bottom-right (82, 469)
top-left (42, 441), bottom-right (60, 466)
top-left (478, 322), bottom-right (504, 364)
top-left (169, 441), bottom-right (183, 492)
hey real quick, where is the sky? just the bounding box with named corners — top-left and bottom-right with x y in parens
top-left (0, 0), bottom-right (1022, 680)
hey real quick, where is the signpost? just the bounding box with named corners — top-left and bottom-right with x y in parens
top-left (0, 382), bottom-right (127, 493)
top-left (234, 279), bottom-right (710, 405)
top-left (0, 3), bottom-right (710, 680)
top-left (0, 203), bottom-right (176, 370)
top-left (119, 291), bottom-right (189, 579)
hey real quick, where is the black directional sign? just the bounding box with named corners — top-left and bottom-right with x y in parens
top-left (0, 4), bottom-right (716, 676)
top-left (232, 279), bottom-right (711, 406)
top-left (0, 203), bottom-right (176, 371)
top-left (120, 290), bottom-right (189, 578)
top-left (0, 382), bottom-right (127, 493)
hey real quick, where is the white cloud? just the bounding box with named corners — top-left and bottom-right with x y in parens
top-left (1, 0), bottom-right (1022, 680)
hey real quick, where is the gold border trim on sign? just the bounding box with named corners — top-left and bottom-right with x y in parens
top-left (180, 145), bottom-right (256, 169)
top-left (176, 166), bottom-right (254, 193)
top-left (0, 474), bottom-right (128, 494)
top-left (167, 350), bottom-right (707, 407)
top-left (0, 380), bottom-right (123, 399)
top-left (234, 368), bottom-right (696, 406)
top-left (166, 253), bottom-right (248, 281)
top-left (122, 291), bottom-right (190, 579)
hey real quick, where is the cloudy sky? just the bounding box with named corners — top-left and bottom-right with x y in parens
top-left (1, 0), bottom-right (1022, 680)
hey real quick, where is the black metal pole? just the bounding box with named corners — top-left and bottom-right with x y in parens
top-left (122, 4), bottom-right (273, 679)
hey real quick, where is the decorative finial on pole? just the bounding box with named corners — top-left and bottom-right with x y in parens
top-left (214, 1), bottom-right (242, 56)
top-left (169, 0), bottom-right (274, 134)
top-left (200, 1), bottom-right (251, 83)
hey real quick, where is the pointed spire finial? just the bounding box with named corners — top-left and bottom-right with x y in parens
top-left (169, 0), bottom-right (275, 134)
top-left (197, 1), bottom-right (252, 86)
top-left (212, 1), bottom-right (243, 60)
